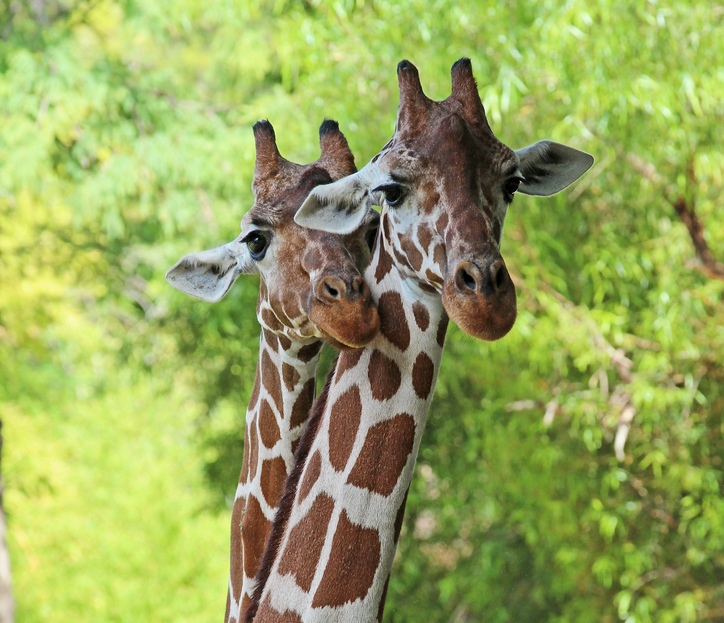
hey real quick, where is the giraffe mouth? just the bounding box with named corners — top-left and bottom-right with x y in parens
top-left (442, 257), bottom-right (517, 341)
top-left (312, 302), bottom-right (381, 349)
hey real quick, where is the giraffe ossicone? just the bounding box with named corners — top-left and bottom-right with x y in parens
top-left (167, 119), bottom-right (381, 623)
top-left (248, 58), bottom-right (593, 623)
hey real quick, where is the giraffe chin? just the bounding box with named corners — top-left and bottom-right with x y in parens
top-left (442, 284), bottom-right (518, 342)
top-left (310, 304), bottom-right (381, 350)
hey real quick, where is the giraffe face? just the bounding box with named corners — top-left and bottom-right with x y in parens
top-left (167, 120), bottom-right (380, 349)
top-left (296, 59), bottom-right (593, 342)
top-left (241, 177), bottom-right (379, 348)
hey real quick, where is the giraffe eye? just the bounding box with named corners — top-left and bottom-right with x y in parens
top-left (374, 184), bottom-right (404, 207)
top-left (503, 177), bottom-right (524, 203)
top-left (244, 232), bottom-right (269, 260)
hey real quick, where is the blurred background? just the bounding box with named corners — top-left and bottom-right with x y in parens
top-left (1, 1), bottom-right (723, 621)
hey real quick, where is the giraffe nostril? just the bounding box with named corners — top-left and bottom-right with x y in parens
top-left (317, 276), bottom-right (347, 303)
top-left (455, 262), bottom-right (480, 293)
top-left (324, 282), bottom-right (340, 299)
top-left (459, 268), bottom-right (477, 291)
top-left (491, 260), bottom-right (510, 293)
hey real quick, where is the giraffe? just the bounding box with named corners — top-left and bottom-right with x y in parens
top-left (165, 119), bottom-right (381, 623)
top-left (245, 59), bottom-right (594, 622)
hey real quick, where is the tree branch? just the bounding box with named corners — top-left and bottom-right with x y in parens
top-left (672, 197), bottom-right (724, 281)
top-left (627, 153), bottom-right (724, 281)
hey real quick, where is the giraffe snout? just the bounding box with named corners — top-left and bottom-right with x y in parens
top-left (315, 275), bottom-right (370, 304)
top-left (454, 259), bottom-right (511, 297)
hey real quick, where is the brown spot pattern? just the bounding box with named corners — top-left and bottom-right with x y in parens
top-left (249, 367), bottom-right (261, 411)
top-left (335, 348), bottom-right (364, 381)
top-left (229, 494), bottom-right (245, 598)
top-left (297, 341), bottom-right (323, 363)
top-left (368, 350), bottom-right (402, 402)
top-left (374, 244), bottom-right (393, 283)
top-left (378, 291), bottom-right (410, 351)
top-left (425, 268), bottom-right (444, 287)
top-left (299, 450), bottom-right (322, 502)
top-left (433, 243), bottom-right (446, 272)
top-left (400, 236), bottom-right (423, 272)
top-left (282, 362), bottom-right (300, 392)
top-left (240, 428), bottom-right (250, 483)
top-left (311, 511), bottom-right (381, 608)
top-left (347, 413), bottom-right (416, 496)
top-left (290, 378), bottom-right (315, 429)
top-left (255, 595), bottom-right (302, 623)
top-left (417, 222), bottom-right (433, 251)
top-left (242, 495), bottom-right (268, 579)
top-left (412, 302), bottom-right (430, 331)
top-left (261, 350), bottom-right (282, 411)
top-left (258, 399), bottom-right (281, 448)
top-left (437, 314), bottom-right (449, 347)
top-left (328, 385), bottom-right (362, 472)
top-left (278, 493), bottom-right (335, 593)
top-left (260, 307), bottom-right (279, 331)
top-left (436, 212), bottom-right (449, 235)
top-left (248, 423), bottom-right (259, 480)
top-left (264, 330), bottom-right (278, 351)
top-left (291, 437), bottom-right (301, 457)
top-left (412, 352), bottom-right (435, 400)
top-left (382, 213), bottom-right (392, 245)
top-left (278, 333), bottom-right (292, 351)
top-left (260, 456), bottom-right (288, 507)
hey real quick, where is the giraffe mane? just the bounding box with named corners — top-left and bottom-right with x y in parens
top-left (244, 358), bottom-right (338, 623)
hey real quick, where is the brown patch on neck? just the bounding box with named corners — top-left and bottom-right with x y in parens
top-left (328, 385), bottom-right (362, 472)
top-left (412, 352), bottom-right (435, 400)
top-left (258, 399), bottom-right (281, 448)
top-left (299, 450), bottom-right (322, 503)
top-left (239, 426), bottom-right (251, 484)
top-left (290, 378), bottom-right (315, 429)
top-left (282, 362), bottom-right (300, 393)
top-left (297, 341), bottom-right (323, 363)
top-left (248, 424), bottom-right (259, 481)
top-left (346, 413), bottom-right (416, 496)
top-left (260, 456), bottom-right (288, 507)
top-left (368, 350), bottom-right (402, 401)
top-left (261, 350), bottom-right (283, 412)
top-left (311, 510), bottom-right (381, 608)
top-left (437, 312), bottom-right (449, 348)
top-left (374, 241), bottom-right (394, 284)
top-left (249, 365), bottom-right (261, 411)
top-left (277, 492), bottom-right (335, 592)
top-left (335, 347), bottom-right (364, 381)
top-left (400, 235), bottom-right (424, 272)
top-left (377, 491), bottom-right (410, 621)
top-left (245, 359), bottom-right (337, 623)
top-left (278, 333), bottom-right (292, 351)
top-left (378, 291), bottom-right (410, 351)
top-left (241, 495), bottom-right (268, 580)
top-left (412, 301), bottom-right (430, 331)
top-left (253, 594), bottom-right (303, 623)
top-left (417, 222), bottom-right (433, 251)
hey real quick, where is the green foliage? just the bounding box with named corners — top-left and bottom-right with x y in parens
top-left (1, 0), bottom-right (722, 622)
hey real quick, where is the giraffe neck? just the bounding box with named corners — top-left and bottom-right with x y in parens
top-left (249, 233), bottom-right (449, 622)
top-left (225, 327), bottom-right (323, 623)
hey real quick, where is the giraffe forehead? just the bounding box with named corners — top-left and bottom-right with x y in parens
top-left (383, 109), bottom-right (518, 186)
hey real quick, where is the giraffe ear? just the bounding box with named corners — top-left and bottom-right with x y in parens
top-left (295, 169), bottom-right (372, 235)
top-left (166, 239), bottom-right (258, 302)
top-left (516, 141), bottom-right (594, 197)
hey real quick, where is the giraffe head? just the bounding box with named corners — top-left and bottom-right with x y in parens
top-left (296, 59), bottom-right (593, 341)
top-left (167, 120), bottom-right (380, 349)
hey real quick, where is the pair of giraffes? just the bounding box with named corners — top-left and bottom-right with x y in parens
top-left (167, 59), bottom-right (593, 623)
